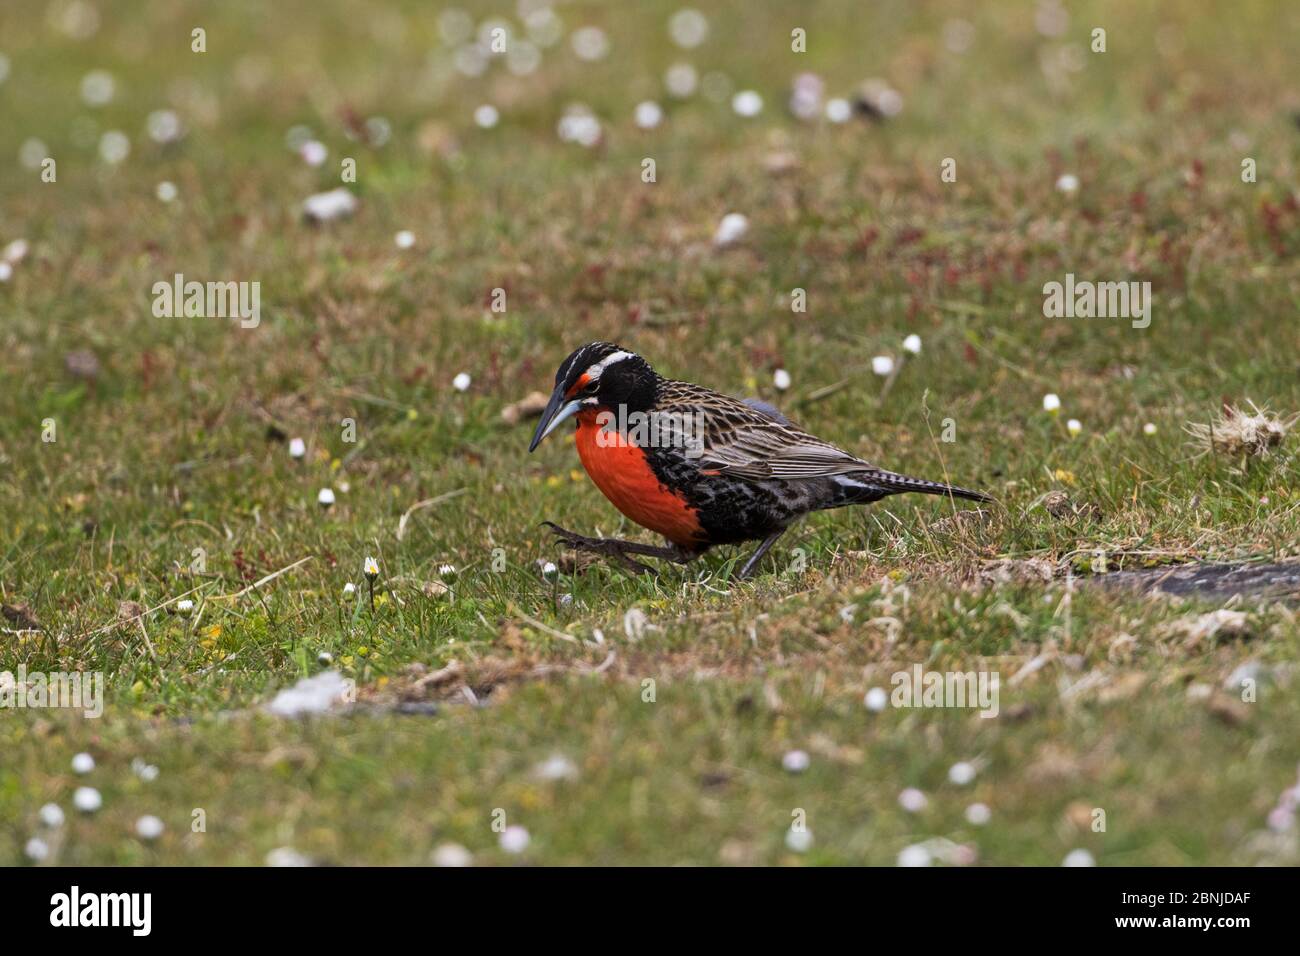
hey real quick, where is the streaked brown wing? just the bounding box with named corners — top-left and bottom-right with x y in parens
top-left (659, 380), bottom-right (875, 480)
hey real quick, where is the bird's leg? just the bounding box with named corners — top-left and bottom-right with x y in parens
top-left (542, 522), bottom-right (697, 575)
top-left (735, 530), bottom-right (786, 580)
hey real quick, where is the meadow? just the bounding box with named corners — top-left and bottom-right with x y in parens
top-left (1, 0), bottom-right (1298, 865)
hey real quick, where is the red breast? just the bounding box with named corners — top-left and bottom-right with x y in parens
top-left (574, 410), bottom-right (705, 547)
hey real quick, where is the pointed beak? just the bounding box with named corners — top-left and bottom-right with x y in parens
top-left (528, 387), bottom-right (582, 452)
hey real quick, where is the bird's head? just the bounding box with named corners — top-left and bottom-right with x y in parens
top-left (528, 342), bottom-right (658, 452)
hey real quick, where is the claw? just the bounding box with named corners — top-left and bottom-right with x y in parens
top-left (540, 521), bottom-right (658, 575)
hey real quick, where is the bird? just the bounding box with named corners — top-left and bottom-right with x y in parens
top-left (529, 341), bottom-right (991, 579)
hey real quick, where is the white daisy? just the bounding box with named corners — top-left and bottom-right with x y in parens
top-left (731, 90), bottom-right (763, 117)
top-left (713, 212), bottom-right (749, 247)
top-left (634, 101), bottom-right (663, 129)
top-left (897, 843), bottom-right (932, 867)
top-left (781, 749), bottom-right (810, 773)
top-left (668, 9), bottom-right (709, 49)
top-left (948, 761), bottom-right (977, 785)
top-left (898, 787), bottom-right (928, 813)
top-left (665, 63), bottom-right (698, 98)
top-left (570, 26), bottom-right (609, 61)
top-left (80, 70), bottom-right (115, 106)
top-left (825, 98), bottom-right (852, 123)
top-left (785, 828), bottom-right (813, 853)
top-left (71, 753), bottom-right (95, 775)
top-left (299, 140), bottom-right (327, 166)
top-left (73, 786), bottom-right (103, 813)
top-left (1055, 173), bottom-right (1080, 194)
top-left (431, 842), bottom-right (473, 867)
top-left (499, 824), bottom-right (531, 853)
top-left (98, 130), bottom-right (130, 164)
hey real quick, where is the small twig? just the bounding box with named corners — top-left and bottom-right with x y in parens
top-left (210, 556), bottom-right (315, 602)
top-left (136, 616), bottom-right (160, 667)
top-left (510, 605), bottom-right (579, 644)
top-left (333, 388), bottom-right (414, 412)
top-left (397, 489), bottom-right (468, 541)
top-left (794, 377), bottom-right (852, 407)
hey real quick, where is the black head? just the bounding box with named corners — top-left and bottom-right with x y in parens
top-left (528, 342), bottom-right (659, 452)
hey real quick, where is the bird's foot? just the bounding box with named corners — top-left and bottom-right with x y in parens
top-left (542, 522), bottom-right (694, 575)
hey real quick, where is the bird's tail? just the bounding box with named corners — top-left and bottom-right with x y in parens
top-left (834, 470), bottom-right (992, 504)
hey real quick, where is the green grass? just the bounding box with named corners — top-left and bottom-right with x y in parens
top-left (1, 0), bottom-right (1298, 865)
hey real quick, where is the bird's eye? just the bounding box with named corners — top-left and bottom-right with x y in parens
top-left (582, 381), bottom-right (599, 396)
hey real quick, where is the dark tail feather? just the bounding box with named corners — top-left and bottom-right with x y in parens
top-left (857, 470), bottom-right (993, 504)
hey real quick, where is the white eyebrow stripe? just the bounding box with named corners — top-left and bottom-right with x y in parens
top-left (583, 350), bottom-right (635, 380)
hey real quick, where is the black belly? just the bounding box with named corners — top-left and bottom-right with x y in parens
top-left (645, 448), bottom-right (810, 546)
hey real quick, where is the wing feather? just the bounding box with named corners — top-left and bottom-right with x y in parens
top-left (658, 380), bottom-right (876, 480)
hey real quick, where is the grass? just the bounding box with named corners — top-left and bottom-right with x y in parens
top-left (1, 0), bottom-right (1298, 865)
